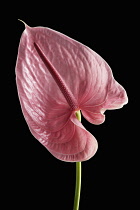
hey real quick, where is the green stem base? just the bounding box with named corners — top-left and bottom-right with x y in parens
top-left (73, 110), bottom-right (82, 210)
top-left (73, 162), bottom-right (81, 210)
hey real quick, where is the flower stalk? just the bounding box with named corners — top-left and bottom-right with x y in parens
top-left (73, 110), bottom-right (82, 210)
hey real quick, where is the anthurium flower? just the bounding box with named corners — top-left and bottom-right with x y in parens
top-left (15, 23), bottom-right (128, 162)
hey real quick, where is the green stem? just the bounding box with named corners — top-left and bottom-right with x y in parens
top-left (73, 162), bottom-right (81, 210)
top-left (75, 110), bottom-right (81, 122)
top-left (73, 110), bottom-right (82, 210)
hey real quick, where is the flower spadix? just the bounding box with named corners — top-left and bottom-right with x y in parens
top-left (16, 23), bottom-right (128, 162)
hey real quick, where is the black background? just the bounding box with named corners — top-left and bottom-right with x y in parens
top-left (4, 2), bottom-right (137, 210)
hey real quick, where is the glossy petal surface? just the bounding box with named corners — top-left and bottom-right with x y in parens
top-left (16, 24), bottom-right (128, 162)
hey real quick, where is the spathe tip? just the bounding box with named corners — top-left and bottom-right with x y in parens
top-left (18, 19), bottom-right (30, 29)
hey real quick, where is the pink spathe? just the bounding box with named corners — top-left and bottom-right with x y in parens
top-left (15, 24), bottom-right (128, 162)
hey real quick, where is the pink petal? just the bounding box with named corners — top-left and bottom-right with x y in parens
top-left (80, 52), bottom-right (128, 124)
top-left (16, 26), bottom-right (73, 133)
top-left (24, 111), bottom-right (98, 162)
top-left (47, 113), bottom-right (98, 162)
top-left (16, 24), bottom-right (128, 162)
top-left (16, 25), bottom-right (96, 107)
top-left (82, 110), bottom-right (105, 125)
top-left (80, 79), bottom-right (127, 125)
top-left (103, 80), bottom-right (128, 109)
